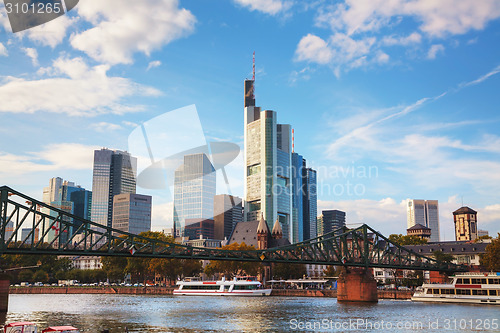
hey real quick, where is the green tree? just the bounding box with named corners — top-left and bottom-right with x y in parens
top-left (204, 243), bottom-right (262, 278)
top-left (18, 269), bottom-right (33, 282)
top-left (432, 250), bottom-right (454, 263)
top-left (272, 263), bottom-right (307, 279)
top-left (389, 234), bottom-right (428, 246)
top-left (480, 233), bottom-right (500, 271)
top-left (102, 256), bottom-right (128, 282)
top-left (32, 270), bottom-right (49, 283)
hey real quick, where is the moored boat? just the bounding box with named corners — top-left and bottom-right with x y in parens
top-left (4, 323), bottom-right (79, 333)
top-left (411, 272), bottom-right (500, 305)
top-left (174, 276), bottom-right (272, 296)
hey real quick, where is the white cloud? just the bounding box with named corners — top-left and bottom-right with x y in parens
top-left (147, 60), bottom-right (162, 71)
top-left (152, 201), bottom-right (173, 230)
top-left (0, 56), bottom-right (161, 116)
top-left (90, 122), bottom-right (123, 132)
top-left (233, 0), bottom-right (291, 15)
top-left (301, 0), bottom-right (500, 72)
top-left (427, 44), bottom-right (444, 59)
top-left (70, 0), bottom-right (196, 65)
top-left (22, 47), bottom-right (39, 66)
top-left (295, 34), bottom-right (332, 65)
top-left (382, 32), bottom-right (422, 46)
top-left (319, 197), bottom-right (500, 241)
top-left (19, 15), bottom-right (76, 48)
top-left (0, 143), bottom-right (99, 176)
top-left (0, 43), bottom-right (7, 56)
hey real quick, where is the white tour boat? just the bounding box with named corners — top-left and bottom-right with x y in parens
top-left (174, 276), bottom-right (272, 296)
top-left (411, 272), bottom-right (500, 305)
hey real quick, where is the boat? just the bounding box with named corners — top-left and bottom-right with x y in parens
top-left (4, 322), bottom-right (79, 333)
top-left (41, 327), bottom-right (79, 333)
top-left (173, 276), bottom-right (272, 296)
top-left (411, 272), bottom-right (500, 305)
top-left (4, 322), bottom-right (37, 333)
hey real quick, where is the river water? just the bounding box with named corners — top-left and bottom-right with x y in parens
top-left (3, 294), bottom-right (500, 332)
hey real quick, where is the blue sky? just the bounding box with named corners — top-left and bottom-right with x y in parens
top-left (0, 0), bottom-right (499, 240)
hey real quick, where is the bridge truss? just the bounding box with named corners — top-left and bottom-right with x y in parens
top-left (0, 186), bottom-right (464, 273)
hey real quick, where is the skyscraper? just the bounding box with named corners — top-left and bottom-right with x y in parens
top-left (173, 153), bottom-right (216, 237)
top-left (290, 153), bottom-right (318, 242)
top-left (407, 199), bottom-right (440, 242)
top-left (91, 148), bottom-right (137, 230)
top-left (244, 78), bottom-right (293, 241)
top-left (112, 193), bottom-right (152, 235)
top-left (305, 168), bottom-right (317, 239)
top-left (320, 210), bottom-right (346, 236)
top-left (42, 177), bottom-right (91, 242)
top-left (214, 194), bottom-right (243, 240)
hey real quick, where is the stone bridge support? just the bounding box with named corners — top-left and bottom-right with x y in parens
top-left (0, 274), bottom-right (9, 313)
top-left (337, 267), bottom-right (378, 302)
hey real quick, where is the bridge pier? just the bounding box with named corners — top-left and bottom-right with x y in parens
top-left (0, 274), bottom-right (9, 313)
top-left (337, 267), bottom-right (378, 303)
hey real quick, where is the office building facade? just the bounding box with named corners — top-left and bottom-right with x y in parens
top-left (244, 78), bottom-right (293, 241)
top-left (320, 210), bottom-right (346, 236)
top-left (112, 193), bottom-right (152, 235)
top-left (91, 148), bottom-right (137, 230)
top-left (407, 199), bottom-right (440, 242)
top-left (42, 177), bottom-right (91, 242)
top-left (214, 194), bottom-right (243, 240)
top-left (173, 153), bottom-right (216, 237)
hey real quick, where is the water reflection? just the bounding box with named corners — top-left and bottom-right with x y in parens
top-left (4, 294), bottom-right (500, 332)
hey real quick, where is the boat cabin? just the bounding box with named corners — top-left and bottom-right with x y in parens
top-left (5, 322), bottom-right (37, 333)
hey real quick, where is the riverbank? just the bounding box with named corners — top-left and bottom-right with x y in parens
top-left (9, 286), bottom-right (413, 299)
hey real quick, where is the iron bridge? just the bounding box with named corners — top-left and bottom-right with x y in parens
top-left (0, 186), bottom-right (465, 273)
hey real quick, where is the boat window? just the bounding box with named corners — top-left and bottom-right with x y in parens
top-left (462, 278), bottom-right (470, 284)
top-left (489, 278), bottom-right (499, 284)
top-left (432, 289), bottom-right (440, 294)
top-left (472, 289), bottom-right (487, 296)
top-left (426, 289), bottom-right (432, 294)
top-left (440, 289), bottom-right (454, 295)
top-left (456, 278), bottom-right (463, 284)
top-left (234, 284), bottom-right (258, 290)
top-left (481, 279), bottom-right (487, 284)
top-left (182, 285), bottom-right (220, 290)
top-left (489, 290), bottom-right (497, 296)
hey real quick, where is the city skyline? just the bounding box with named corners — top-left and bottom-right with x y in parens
top-left (0, 1), bottom-right (499, 240)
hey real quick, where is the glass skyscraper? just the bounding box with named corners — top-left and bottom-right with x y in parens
top-left (407, 199), bottom-right (440, 242)
top-left (91, 148), bottom-right (137, 230)
top-left (173, 153), bottom-right (216, 237)
top-left (244, 79), bottom-right (293, 241)
top-left (41, 177), bottom-right (91, 243)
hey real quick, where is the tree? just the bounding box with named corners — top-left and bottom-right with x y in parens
top-left (18, 269), bottom-right (33, 282)
top-left (388, 234), bottom-right (428, 246)
top-left (480, 233), bottom-right (500, 271)
top-left (272, 263), bottom-right (307, 279)
top-left (102, 256), bottom-right (128, 282)
top-left (432, 250), bottom-right (454, 263)
top-left (204, 243), bottom-right (262, 278)
top-left (32, 270), bottom-right (49, 283)
top-left (323, 266), bottom-right (340, 277)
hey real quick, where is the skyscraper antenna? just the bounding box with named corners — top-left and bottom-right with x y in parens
top-left (292, 128), bottom-right (295, 153)
top-left (252, 51), bottom-right (255, 81)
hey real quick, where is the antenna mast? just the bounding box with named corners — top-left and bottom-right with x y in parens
top-left (252, 51), bottom-right (255, 81)
top-left (292, 129), bottom-right (295, 153)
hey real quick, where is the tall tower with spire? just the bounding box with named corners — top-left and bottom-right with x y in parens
top-left (243, 53), bottom-right (293, 241)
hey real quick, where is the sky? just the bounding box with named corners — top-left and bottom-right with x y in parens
top-left (0, 0), bottom-right (499, 241)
